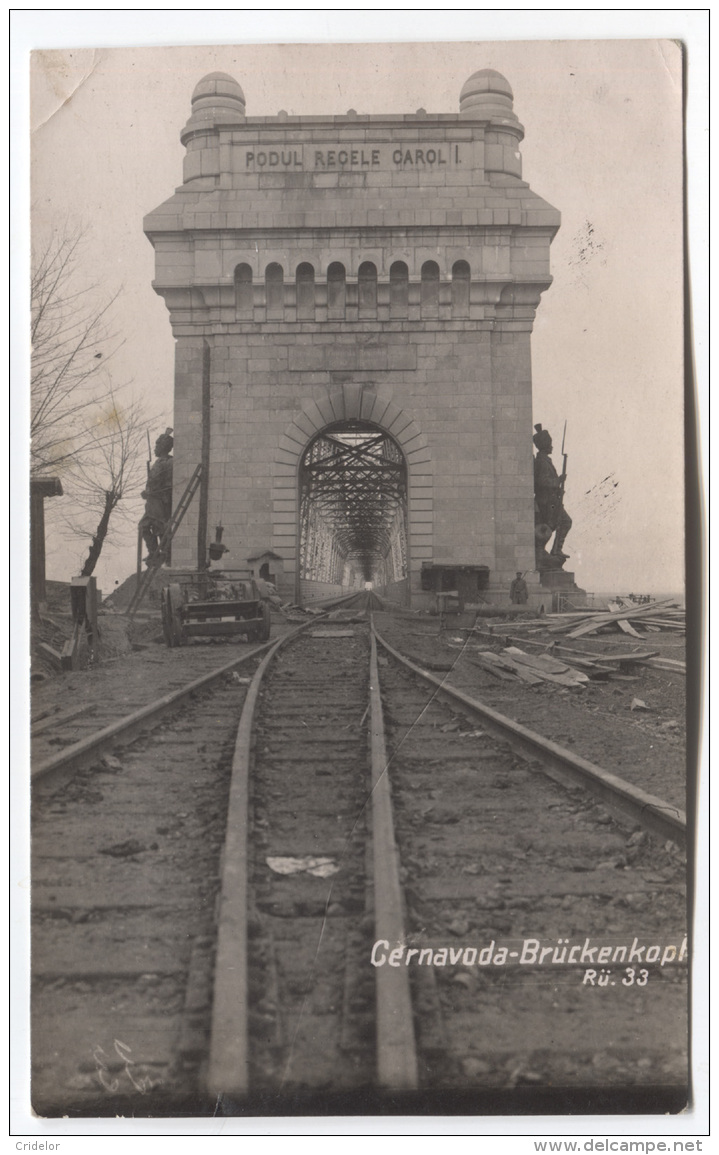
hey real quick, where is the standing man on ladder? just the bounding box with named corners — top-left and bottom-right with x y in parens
top-left (140, 429), bottom-right (174, 565)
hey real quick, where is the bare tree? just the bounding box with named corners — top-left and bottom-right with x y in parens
top-left (32, 223), bottom-right (160, 576)
top-left (56, 391), bottom-right (148, 577)
top-left (31, 225), bottom-right (124, 478)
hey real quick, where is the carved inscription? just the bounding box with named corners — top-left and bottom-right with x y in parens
top-left (244, 144), bottom-right (464, 171)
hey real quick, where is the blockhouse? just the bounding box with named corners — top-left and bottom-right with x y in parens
top-left (145, 69), bottom-right (560, 606)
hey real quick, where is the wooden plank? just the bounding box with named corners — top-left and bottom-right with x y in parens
top-left (550, 597), bottom-right (678, 637)
top-left (575, 649), bottom-right (660, 664)
top-left (552, 654), bottom-right (607, 673)
top-left (646, 657), bottom-right (686, 674)
top-left (565, 599), bottom-right (677, 639)
top-left (616, 619), bottom-right (643, 638)
top-left (493, 650), bottom-right (587, 687)
top-left (545, 610), bottom-right (608, 619)
top-left (529, 668), bottom-right (588, 687)
top-left (36, 643), bottom-right (63, 671)
top-left (476, 651), bottom-right (544, 684)
top-left (634, 618), bottom-right (685, 630)
top-left (607, 601), bottom-right (646, 639)
top-left (547, 620), bottom-right (596, 635)
top-left (60, 620), bottom-right (83, 671)
top-left (466, 654), bottom-right (517, 681)
top-left (486, 617), bottom-right (549, 628)
top-left (502, 647), bottom-right (589, 686)
top-left (511, 664), bottom-right (547, 686)
top-left (503, 647), bottom-right (572, 674)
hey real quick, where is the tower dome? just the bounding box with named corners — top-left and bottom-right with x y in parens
top-left (191, 72), bottom-right (246, 114)
top-left (459, 69), bottom-right (520, 129)
top-left (181, 72), bottom-right (246, 143)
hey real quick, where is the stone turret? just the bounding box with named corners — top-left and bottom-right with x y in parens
top-left (182, 71), bottom-right (246, 140)
top-left (180, 72), bottom-right (246, 182)
top-left (460, 68), bottom-right (523, 179)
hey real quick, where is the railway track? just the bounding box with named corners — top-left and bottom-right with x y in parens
top-left (30, 597), bottom-right (688, 1116)
top-left (30, 640), bottom-right (272, 1113)
top-left (31, 637), bottom-right (280, 792)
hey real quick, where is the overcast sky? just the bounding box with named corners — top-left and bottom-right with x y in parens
top-left (22, 16), bottom-right (704, 598)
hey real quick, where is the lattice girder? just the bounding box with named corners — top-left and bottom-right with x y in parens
top-left (299, 422), bottom-right (409, 582)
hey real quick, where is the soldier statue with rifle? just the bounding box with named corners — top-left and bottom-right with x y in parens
top-left (139, 428), bottom-right (174, 565)
top-left (533, 422), bottom-right (572, 569)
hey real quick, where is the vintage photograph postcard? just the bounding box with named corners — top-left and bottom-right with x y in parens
top-left (17, 16), bottom-right (706, 1141)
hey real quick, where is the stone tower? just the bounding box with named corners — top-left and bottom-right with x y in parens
top-left (144, 68), bottom-right (560, 606)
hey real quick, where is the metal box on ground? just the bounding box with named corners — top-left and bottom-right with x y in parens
top-left (160, 569), bottom-right (271, 648)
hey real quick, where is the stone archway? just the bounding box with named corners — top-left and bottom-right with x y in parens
top-left (271, 385), bottom-right (433, 601)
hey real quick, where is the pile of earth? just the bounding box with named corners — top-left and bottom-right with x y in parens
top-left (101, 570), bottom-right (164, 611)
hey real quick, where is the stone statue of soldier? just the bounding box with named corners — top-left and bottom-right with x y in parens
top-left (533, 424), bottom-right (571, 569)
top-left (140, 429), bottom-right (174, 564)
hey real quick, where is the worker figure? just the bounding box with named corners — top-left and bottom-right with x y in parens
top-left (533, 424), bottom-right (572, 560)
top-left (140, 430), bottom-right (173, 564)
top-left (509, 572), bottom-right (528, 604)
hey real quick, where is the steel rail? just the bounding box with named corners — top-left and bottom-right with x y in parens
top-left (368, 631), bottom-right (418, 1090)
top-left (204, 626), bottom-right (308, 1097)
top-left (31, 637), bottom-right (280, 791)
top-left (299, 588), bottom-right (373, 610)
top-left (206, 597), bottom-right (414, 1097)
top-left (372, 621), bottom-right (686, 850)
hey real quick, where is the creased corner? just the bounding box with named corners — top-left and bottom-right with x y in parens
top-left (31, 48), bottom-right (102, 134)
top-left (655, 39), bottom-right (683, 93)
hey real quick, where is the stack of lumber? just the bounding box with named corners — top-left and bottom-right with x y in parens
top-left (546, 598), bottom-right (685, 640)
top-left (468, 626), bottom-right (686, 680)
top-left (481, 610), bottom-right (614, 635)
top-left (471, 647), bottom-right (589, 687)
top-left (503, 635), bottom-right (658, 675)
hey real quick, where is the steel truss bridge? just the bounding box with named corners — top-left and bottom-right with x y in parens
top-left (299, 421), bottom-right (408, 585)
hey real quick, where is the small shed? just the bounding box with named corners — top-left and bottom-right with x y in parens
top-left (247, 550), bottom-right (284, 585)
top-left (420, 562), bottom-right (490, 612)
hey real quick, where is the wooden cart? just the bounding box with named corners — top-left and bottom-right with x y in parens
top-left (160, 569), bottom-right (272, 647)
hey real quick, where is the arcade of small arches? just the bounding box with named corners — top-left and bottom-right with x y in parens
top-left (234, 260), bottom-right (471, 319)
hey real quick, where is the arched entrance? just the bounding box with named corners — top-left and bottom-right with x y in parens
top-left (298, 420), bottom-right (408, 593)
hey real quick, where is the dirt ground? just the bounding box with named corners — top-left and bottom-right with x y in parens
top-left (27, 596), bottom-right (690, 1113)
top-left (31, 592), bottom-right (689, 816)
top-left (372, 611), bottom-right (688, 814)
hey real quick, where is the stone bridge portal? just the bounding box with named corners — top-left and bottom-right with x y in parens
top-left (145, 68), bottom-right (559, 606)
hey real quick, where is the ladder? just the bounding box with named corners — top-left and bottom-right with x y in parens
top-left (125, 464), bottom-right (202, 619)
